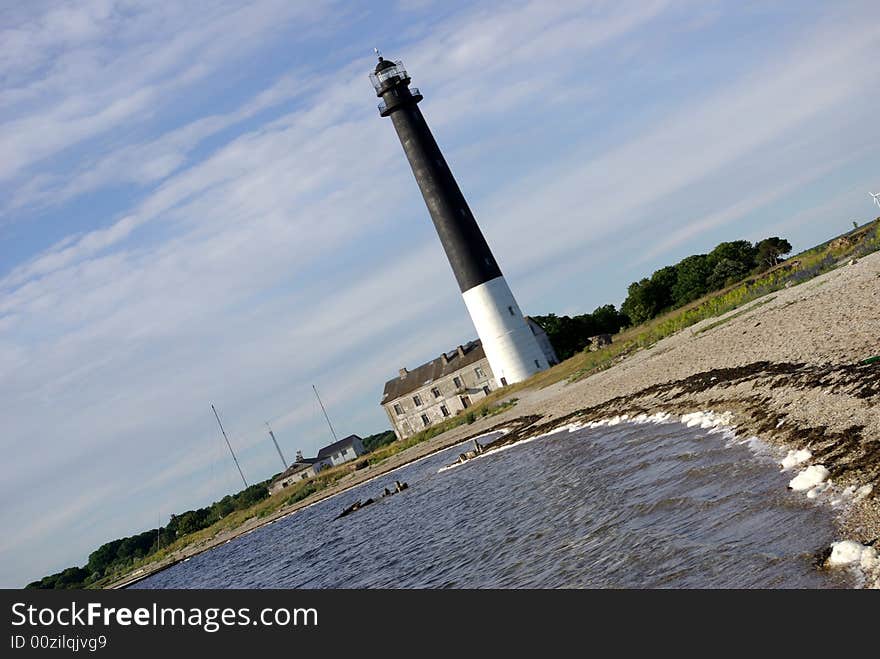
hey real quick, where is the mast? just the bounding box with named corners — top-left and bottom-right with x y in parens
top-left (211, 403), bottom-right (248, 489)
top-left (265, 422), bottom-right (288, 469)
top-left (313, 384), bottom-right (338, 443)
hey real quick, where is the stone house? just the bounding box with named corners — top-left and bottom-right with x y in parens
top-left (380, 319), bottom-right (557, 440)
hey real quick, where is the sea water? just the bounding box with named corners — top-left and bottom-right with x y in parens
top-left (132, 420), bottom-right (854, 588)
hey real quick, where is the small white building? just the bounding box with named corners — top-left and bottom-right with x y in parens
top-left (268, 458), bottom-right (322, 495)
top-left (268, 436), bottom-right (366, 495)
top-left (315, 435), bottom-right (366, 467)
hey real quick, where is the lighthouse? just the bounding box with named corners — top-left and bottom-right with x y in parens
top-left (371, 54), bottom-right (549, 386)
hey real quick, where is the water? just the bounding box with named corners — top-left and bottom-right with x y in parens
top-left (133, 421), bottom-right (853, 588)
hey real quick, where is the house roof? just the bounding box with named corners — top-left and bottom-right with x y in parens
top-left (272, 460), bottom-right (315, 483)
top-left (316, 434), bottom-right (363, 460)
top-left (381, 340), bottom-right (486, 403)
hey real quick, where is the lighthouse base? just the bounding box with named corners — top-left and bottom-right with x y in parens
top-left (461, 275), bottom-right (549, 387)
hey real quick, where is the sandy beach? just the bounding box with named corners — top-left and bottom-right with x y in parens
top-left (111, 249), bottom-right (880, 588)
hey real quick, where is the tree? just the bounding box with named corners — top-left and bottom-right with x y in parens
top-left (531, 314), bottom-right (588, 360)
top-left (87, 539), bottom-right (125, 576)
top-left (621, 278), bottom-right (663, 325)
top-left (648, 266), bottom-right (677, 313)
top-left (174, 509), bottom-right (210, 536)
top-left (708, 240), bottom-right (757, 271)
top-left (671, 254), bottom-right (712, 306)
top-left (532, 307), bottom-right (628, 360)
top-left (754, 237), bottom-right (792, 270)
top-left (362, 430), bottom-right (396, 452)
top-left (590, 304), bottom-right (628, 335)
top-left (707, 258), bottom-right (750, 291)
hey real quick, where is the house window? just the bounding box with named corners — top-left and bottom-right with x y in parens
top-left (453, 376), bottom-right (463, 389)
top-left (460, 395), bottom-right (471, 409)
top-left (413, 394), bottom-right (422, 406)
top-left (474, 366), bottom-right (485, 379)
top-left (483, 386), bottom-right (490, 395)
top-left (440, 405), bottom-right (450, 417)
top-left (534, 359), bottom-right (541, 368)
top-left (508, 306), bottom-right (515, 316)
top-left (393, 403), bottom-right (403, 416)
top-left (421, 413), bottom-right (430, 427)
top-left (431, 387), bottom-right (441, 398)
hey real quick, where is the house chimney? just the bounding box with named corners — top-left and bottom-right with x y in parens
top-left (399, 367), bottom-right (408, 378)
top-left (295, 450), bottom-right (304, 463)
top-left (441, 352), bottom-right (449, 365)
top-left (457, 345), bottom-right (465, 358)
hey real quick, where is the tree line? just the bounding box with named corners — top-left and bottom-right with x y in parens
top-left (27, 482), bottom-right (271, 589)
top-left (531, 305), bottom-right (629, 360)
top-left (621, 237), bottom-right (791, 325)
top-left (531, 236), bottom-right (791, 357)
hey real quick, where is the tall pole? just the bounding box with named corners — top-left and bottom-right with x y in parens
top-left (313, 384), bottom-right (338, 443)
top-left (266, 422), bottom-right (288, 469)
top-left (211, 404), bottom-right (248, 489)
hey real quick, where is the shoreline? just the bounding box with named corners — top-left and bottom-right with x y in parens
top-left (109, 251), bottom-right (879, 589)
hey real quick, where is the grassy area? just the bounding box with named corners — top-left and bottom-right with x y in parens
top-left (693, 297), bottom-right (776, 335)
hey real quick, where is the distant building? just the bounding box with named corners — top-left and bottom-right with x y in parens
top-left (268, 437), bottom-right (366, 495)
top-left (268, 457), bottom-right (322, 495)
top-left (315, 434), bottom-right (366, 467)
top-left (381, 318), bottom-right (557, 440)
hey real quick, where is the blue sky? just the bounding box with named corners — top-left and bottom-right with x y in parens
top-left (1, 1), bottom-right (878, 588)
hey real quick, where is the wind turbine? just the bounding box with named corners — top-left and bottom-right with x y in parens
top-left (870, 191), bottom-right (880, 210)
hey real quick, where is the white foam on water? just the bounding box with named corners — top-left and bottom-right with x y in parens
top-left (580, 411), bottom-right (673, 429)
top-left (780, 448), bottom-right (812, 471)
top-left (437, 428), bottom-right (560, 473)
top-left (680, 410), bottom-right (735, 432)
top-left (788, 464), bottom-right (830, 491)
top-left (827, 540), bottom-right (880, 588)
top-left (439, 421), bottom-right (593, 473)
top-left (730, 436), bottom-right (776, 460)
top-left (806, 481), bottom-right (831, 499)
top-left (438, 408), bottom-right (875, 589)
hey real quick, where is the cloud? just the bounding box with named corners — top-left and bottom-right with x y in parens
top-left (0, 1), bottom-right (330, 183)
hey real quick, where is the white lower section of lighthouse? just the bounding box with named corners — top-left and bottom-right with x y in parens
top-left (461, 275), bottom-right (549, 387)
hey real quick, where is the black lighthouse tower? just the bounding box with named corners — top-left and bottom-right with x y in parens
top-left (371, 54), bottom-right (549, 386)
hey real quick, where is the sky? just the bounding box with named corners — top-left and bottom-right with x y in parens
top-left (1, 0), bottom-right (879, 588)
